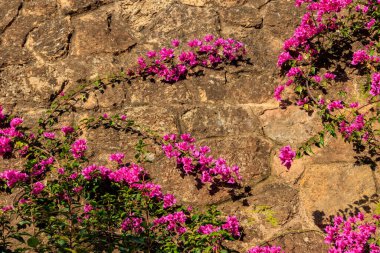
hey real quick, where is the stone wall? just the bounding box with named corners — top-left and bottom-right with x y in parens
top-left (0, 0), bottom-right (377, 252)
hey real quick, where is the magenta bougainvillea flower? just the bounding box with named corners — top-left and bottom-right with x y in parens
top-left (0, 136), bottom-right (12, 156)
top-left (43, 132), bottom-right (56, 139)
top-left (279, 146), bottom-right (296, 169)
top-left (61, 126), bottom-right (74, 135)
top-left (70, 139), bottom-right (87, 159)
top-left (32, 182), bottom-right (45, 195)
top-left (222, 216), bottom-right (241, 237)
top-left (121, 215), bottom-right (144, 233)
top-left (197, 224), bottom-right (220, 235)
top-left (370, 72), bottom-right (380, 96)
top-left (109, 152), bottom-right (125, 164)
top-left (0, 170), bottom-right (28, 188)
top-left (325, 213), bottom-right (380, 253)
top-left (162, 133), bottom-right (242, 186)
top-left (10, 118), bottom-right (23, 128)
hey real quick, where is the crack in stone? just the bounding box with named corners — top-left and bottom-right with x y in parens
top-left (21, 26), bottom-right (38, 48)
top-left (253, 17), bottom-right (264, 29)
top-left (65, 0), bottom-right (117, 17)
top-left (106, 13), bottom-right (112, 33)
top-left (293, 166), bottom-right (306, 185)
top-left (175, 113), bottom-right (183, 135)
top-left (215, 10), bottom-right (222, 33)
top-left (63, 30), bottom-right (74, 58)
top-left (258, 0), bottom-right (274, 10)
top-left (112, 42), bottom-right (137, 56)
top-left (258, 0), bottom-right (273, 10)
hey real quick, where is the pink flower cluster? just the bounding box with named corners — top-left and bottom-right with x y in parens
top-left (351, 50), bottom-right (370, 65)
top-left (43, 132), bottom-right (55, 139)
top-left (221, 216), bottom-right (241, 237)
top-left (61, 126), bottom-right (74, 135)
top-left (32, 157), bottom-right (54, 176)
top-left (153, 211), bottom-right (187, 234)
top-left (370, 72), bottom-right (380, 96)
top-left (327, 100), bottom-right (344, 111)
top-left (307, 0), bottom-right (353, 17)
top-left (0, 136), bottom-right (12, 156)
top-left (274, 85), bottom-right (285, 101)
top-left (163, 194), bottom-right (176, 209)
top-left (248, 246), bottom-right (284, 253)
top-left (121, 215), bottom-right (144, 234)
top-left (278, 146), bottom-right (296, 170)
top-left (127, 35), bottom-right (246, 83)
top-left (1, 205), bottom-right (14, 212)
top-left (0, 169), bottom-right (28, 188)
top-left (352, 48), bottom-right (380, 66)
top-left (282, 11), bottom-right (326, 52)
top-left (197, 224), bottom-right (220, 234)
top-left (0, 108), bottom-right (24, 157)
top-left (75, 151), bottom-right (240, 238)
top-left (82, 164), bottom-right (112, 180)
top-left (196, 216), bottom-right (240, 238)
top-left (109, 152), bottom-right (125, 164)
top-left (10, 118), bottom-right (23, 128)
top-left (325, 213), bottom-right (380, 253)
top-left (275, 0), bottom-right (380, 111)
top-left (108, 164), bottom-right (144, 184)
top-left (162, 133), bottom-right (242, 185)
top-left (339, 114), bottom-right (365, 138)
top-left (31, 181), bottom-right (45, 195)
top-left (83, 204), bottom-right (93, 213)
top-left (80, 161), bottom-right (177, 210)
top-left (70, 139), bottom-right (87, 159)
top-left (0, 105), bottom-right (5, 121)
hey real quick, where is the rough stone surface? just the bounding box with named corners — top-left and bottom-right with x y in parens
top-left (180, 105), bottom-right (260, 138)
top-left (260, 106), bottom-right (322, 145)
top-left (71, 9), bottom-right (136, 56)
top-left (1, 0), bottom-right (376, 252)
top-left (29, 18), bottom-right (72, 60)
top-left (299, 163), bottom-right (378, 228)
top-left (250, 182), bottom-right (299, 225)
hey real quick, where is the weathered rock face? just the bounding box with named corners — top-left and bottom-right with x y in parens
top-left (1, 0), bottom-right (376, 252)
top-left (299, 163), bottom-right (378, 227)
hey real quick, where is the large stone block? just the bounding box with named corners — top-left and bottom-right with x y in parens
top-left (29, 18), bottom-right (73, 61)
top-left (299, 163), bottom-right (377, 227)
top-left (71, 9), bottom-right (136, 56)
top-left (260, 106), bottom-right (322, 145)
top-left (181, 105), bottom-right (261, 138)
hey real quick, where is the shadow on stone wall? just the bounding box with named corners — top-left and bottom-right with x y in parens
top-left (313, 193), bottom-right (380, 230)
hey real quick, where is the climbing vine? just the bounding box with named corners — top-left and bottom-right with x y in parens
top-left (277, 0), bottom-right (380, 170)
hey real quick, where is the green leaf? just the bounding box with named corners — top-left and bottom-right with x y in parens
top-left (27, 237), bottom-right (39, 248)
top-left (305, 145), bottom-right (314, 156)
top-left (295, 85), bottom-right (303, 93)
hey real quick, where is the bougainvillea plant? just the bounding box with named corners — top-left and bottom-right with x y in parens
top-left (0, 106), bottom-right (244, 252)
top-left (324, 213), bottom-right (380, 253)
top-left (276, 0), bottom-right (380, 170)
top-left (162, 133), bottom-right (242, 188)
